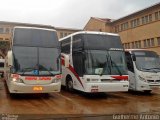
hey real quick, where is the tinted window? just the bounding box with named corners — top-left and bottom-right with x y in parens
top-left (72, 51), bottom-right (84, 76)
top-left (0, 63), bottom-right (4, 67)
top-left (73, 35), bottom-right (83, 51)
top-left (13, 46), bottom-right (60, 75)
top-left (13, 46), bottom-right (38, 72)
top-left (39, 48), bottom-right (60, 72)
top-left (13, 28), bottom-right (59, 48)
top-left (125, 52), bottom-right (134, 72)
top-left (61, 37), bottom-right (71, 54)
top-left (83, 34), bottom-right (123, 50)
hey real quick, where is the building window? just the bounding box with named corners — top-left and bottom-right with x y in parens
top-left (5, 28), bottom-right (10, 33)
top-left (145, 15), bottom-right (149, 23)
top-left (142, 17), bottom-right (145, 24)
top-left (157, 37), bottom-right (160, 46)
top-left (115, 26), bottom-right (118, 32)
top-left (137, 18), bottom-right (140, 26)
top-left (131, 42), bottom-right (135, 48)
top-left (151, 38), bottom-right (155, 46)
top-left (124, 43), bottom-right (130, 49)
top-left (64, 33), bottom-right (68, 36)
top-left (138, 41), bottom-right (141, 48)
top-left (135, 41), bottom-right (138, 48)
top-left (131, 18), bottom-right (140, 28)
top-left (155, 12), bottom-right (159, 20)
top-left (121, 24), bottom-right (123, 31)
top-left (143, 40), bottom-right (147, 48)
top-left (135, 41), bottom-right (141, 48)
top-left (60, 32), bottom-right (63, 38)
top-left (147, 39), bottom-right (151, 47)
top-left (68, 33), bottom-right (72, 35)
top-left (125, 22), bottom-right (128, 29)
top-left (127, 43), bottom-right (130, 49)
top-left (125, 43), bottom-right (127, 49)
top-left (0, 38), bottom-right (3, 40)
top-left (149, 14), bottom-right (152, 22)
top-left (5, 38), bottom-right (9, 41)
top-left (130, 20), bottom-right (134, 28)
top-left (0, 28), bottom-right (4, 34)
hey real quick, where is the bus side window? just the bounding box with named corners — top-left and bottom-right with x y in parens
top-left (72, 35), bottom-right (84, 76)
top-left (125, 52), bottom-right (134, 73)
top-left (72, 51), bottom-right (84, 77)
top-left (61, 37), bottom-right (71, 54)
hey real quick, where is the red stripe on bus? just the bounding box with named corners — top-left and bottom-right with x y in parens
top-left (61, 59), bottom-right (84, 89)
top-left (111, 76), bottom-right (128, 80)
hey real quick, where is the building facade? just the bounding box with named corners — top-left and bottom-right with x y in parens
top-left (84, 2), bottom-right (160, 55)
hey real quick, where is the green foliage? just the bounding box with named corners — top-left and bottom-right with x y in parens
top-left (0, 41), bottom-right (10, 49)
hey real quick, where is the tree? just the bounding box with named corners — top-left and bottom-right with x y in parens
top-left (0, 41), bottom-right (10, 58)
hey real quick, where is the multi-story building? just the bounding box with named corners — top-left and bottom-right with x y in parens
top-left (84, 2), bottom-right (160, 55)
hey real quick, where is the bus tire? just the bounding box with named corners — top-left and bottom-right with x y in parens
top-left (66, 76), bottom-right (74, 92)
top-left (1, 73), bottom-right (4, 78)
top-left (144, 90), bottom-right (151, 94)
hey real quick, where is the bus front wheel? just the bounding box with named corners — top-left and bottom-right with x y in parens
top-left (66, 77), bottom-right (74, 92)
top-left (144, 90), bottom-right (151, 94)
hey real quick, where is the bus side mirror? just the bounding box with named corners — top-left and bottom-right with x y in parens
top-left (132, 54), bottom-right (136, 61)
top-left (7, 51), bottom-right (13, 67)
top-left (61, 53), bottom-right (69, 68)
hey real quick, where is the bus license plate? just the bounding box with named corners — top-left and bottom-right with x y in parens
top-left (33, 86), bottom-right (43, 91)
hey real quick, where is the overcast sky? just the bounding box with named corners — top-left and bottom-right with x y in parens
top-left (0, 0), bottom-right (160, 29)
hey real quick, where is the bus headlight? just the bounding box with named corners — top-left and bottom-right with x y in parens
top-left (12, 77), bottom-right (23, 83)
top-left (52, 75), bottom-right (62, 83)
top-left (138, 75), bottom-right (146, 82)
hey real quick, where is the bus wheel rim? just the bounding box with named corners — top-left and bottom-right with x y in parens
top-left (68, 81), bottom-right (73, 89)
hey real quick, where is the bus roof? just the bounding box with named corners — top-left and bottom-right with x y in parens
top-left (14, 26), bottom-right (56, 32)
top-left (59, 31), bottom-right (119, 41)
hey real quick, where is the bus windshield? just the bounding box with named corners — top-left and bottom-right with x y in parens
top-left (13, 47), bottom-right (60, 76)
top-left (84, 50), bottom-right (127, 75)
top-left (133, 51), bottom-right (160, 72)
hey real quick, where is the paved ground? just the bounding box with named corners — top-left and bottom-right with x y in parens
top-left (0, 78), bottom-right (160, 120)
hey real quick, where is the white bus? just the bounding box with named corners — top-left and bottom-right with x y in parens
top-left (60, 31), bottom-right (129, 93)
top-left (5, 27), bottom-right (61, 94)
top-left (125, 49), bottom-right (160, 93)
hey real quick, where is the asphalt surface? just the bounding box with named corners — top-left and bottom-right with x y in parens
top-left (0, 78), bottom-right (160, 120)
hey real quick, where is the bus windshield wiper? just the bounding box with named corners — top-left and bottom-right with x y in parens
top-left (39, 65), bottom-right (54, 76)
top-left (100, 51), bottom-right (111, 76)
top-left (21, 67), bottom-right (36, 75)
top-left (109, 57), bottom-right (122, 76)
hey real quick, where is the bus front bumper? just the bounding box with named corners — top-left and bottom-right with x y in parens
top-left (8, 81), bottom-right (61, 93)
